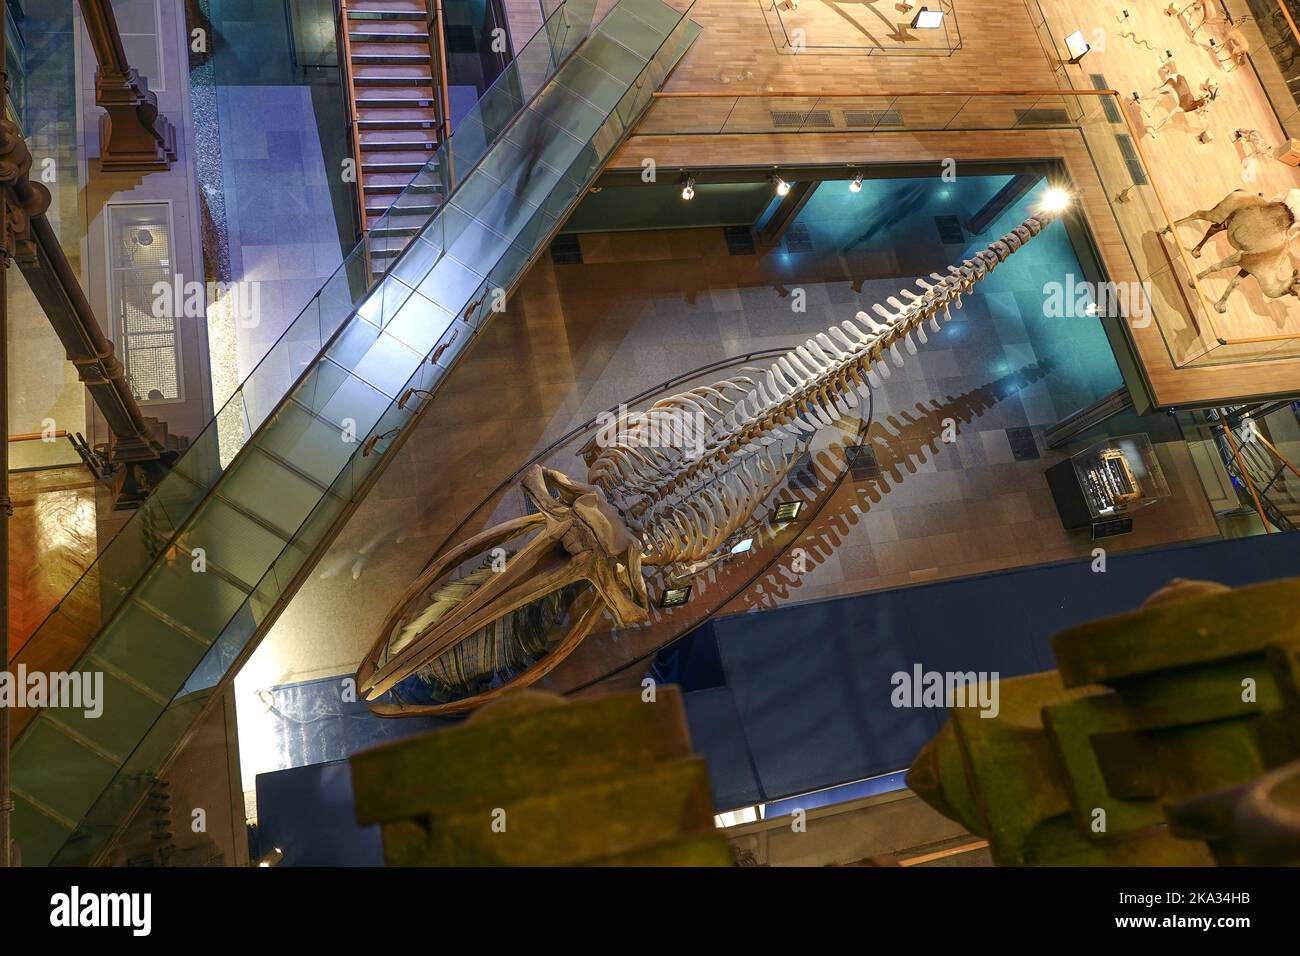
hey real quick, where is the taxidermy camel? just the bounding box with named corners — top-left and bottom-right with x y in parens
top-left (1166, 189), bottom-right (1300, 312)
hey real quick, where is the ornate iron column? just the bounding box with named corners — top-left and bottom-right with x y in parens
top-left (77, 0), bottom-right (177, 171)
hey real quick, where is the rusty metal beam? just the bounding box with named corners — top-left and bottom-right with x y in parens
top-left (1, 117), bottom-right (175, 507)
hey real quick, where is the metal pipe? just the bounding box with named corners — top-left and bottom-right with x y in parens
top-left (1220, 408), bottom-right (1274, 534)
top-left (7, 430), bottom-right (68, 442)
top-left (432, 0), bottom-right (454, 146)
top-left (23, 213), bottom-right (156, 454)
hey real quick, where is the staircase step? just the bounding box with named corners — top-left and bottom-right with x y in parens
top-left (356, 102), bottom-right (437, 118)
top-left (352, 64), bottom-right (433, 84)
top-left (369, 224), bottom-right (423, 238)
top-left (363, 157), bottom-right (433, 173)
top-left (369, 199), bottom-right (443, 217)
top-left (363, 173), bottom-right (442, 191)
top-left (363, 145), bottom-right (437, 160)
top-left (348, 0), bottom-right (427, 21)
top-left (367, 204), bottom-right (443, 219)
top-left (359, 127), bottom-right (439, 143)
top-left (356, 93), bottom-right (437, 109)
top-left (351, 50), bottom-right (432, 65)
top-left (360, 136), bottom-right (437, 151)
top-left (351, 38), bottom-right (429, 54)
top-left (350, 0), bottom-right (427, 9)
top-left (348, 10), bottom-right (426, 20)
top-left (358, 118), bottom-right (438, 131)
top-left (349, 27), bottom-right (430, 42)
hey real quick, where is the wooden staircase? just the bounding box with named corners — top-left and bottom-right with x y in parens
top-left (342, 0), bottom-right (449, 231)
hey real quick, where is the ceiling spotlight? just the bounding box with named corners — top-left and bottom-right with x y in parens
top-left (1039, 187), bottom-right (1072, 215)
top-left (257, 847), bottom-right (284, 867)
top-left (849, 172), bottom-right (863, 193)
top-left (774, 176), bottom-right (791, 197)
top-left (729, 537), bottom-right (755, 555)
top-left (681, 176), bottom-right (696, 201)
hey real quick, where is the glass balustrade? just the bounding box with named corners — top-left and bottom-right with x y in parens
top-left (9, 0), bottom-right (699, 867)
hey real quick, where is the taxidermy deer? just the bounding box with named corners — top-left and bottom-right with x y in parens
top-left (356, 207), bottom-right (1063, 715)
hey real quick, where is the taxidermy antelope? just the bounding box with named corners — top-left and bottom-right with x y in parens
top-left (1142, 71), bottom-right (1218, 136)
top-left (356, 207), bottom-right (1063, 715)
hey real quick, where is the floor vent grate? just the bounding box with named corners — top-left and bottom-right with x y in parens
top-left (549, 234), bottom-right (583, 265)
top-left (1115, 133), bottom-right (1149, 185)
top-left (1007, 426), bottom-right (1041, 461)
top-left (790, 452), bottom-right (821, 490)
top-left (1091, 74), bottom-right (1122, 123)
top-left (846, 444), bottom-right (883, 482)
top-left (723, 225), bottom-right (756, 255)
top-left (771, 109), bottom-right (834, 129)
top-left (843, 109), bottom-right (903, 128)
top-left (935, 215), bottom-right (964, 244)
top-left (784, 222), bottom-right (813, 253)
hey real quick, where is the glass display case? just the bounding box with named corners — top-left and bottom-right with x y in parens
top-left (1046, 433), bottom-right (1171, 532)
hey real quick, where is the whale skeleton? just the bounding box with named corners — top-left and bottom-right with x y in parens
top-left (356, 211), bottom-right (1057, 713)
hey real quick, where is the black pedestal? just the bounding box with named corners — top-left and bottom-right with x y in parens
top-left (1045, 458), bottom-right (1093, 530)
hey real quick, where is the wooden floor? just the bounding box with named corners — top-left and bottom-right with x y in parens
top-left (660, 0), bottom-right (1060, 91)
top-left (762, 0), bottom-right (963, 56)
top-left (580, 0), bottom-right (1300, 405)
top-left (6, 468), bottom-right (97, 651)
top-left (609, 126), bottom-right (1300, 404)
top-left (1038, 0), bottom-right (1300, 356)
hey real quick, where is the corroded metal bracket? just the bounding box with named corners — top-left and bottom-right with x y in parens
top-left (908, 578), bottom-right (1300, 865)
top-left (350, 687), bottom-right (733, 865)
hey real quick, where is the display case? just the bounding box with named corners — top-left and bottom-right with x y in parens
top-left (1045, 434), bottom-right (1171, 534)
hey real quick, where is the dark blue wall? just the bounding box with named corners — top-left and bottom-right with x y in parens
top-left (254, 533), bottom-right (1300, 864)
top-left (682, 533), bottom-right (1300, 807)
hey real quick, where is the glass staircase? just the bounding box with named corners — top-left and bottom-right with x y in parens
top-left (8, 0), bottom-right (700, 866)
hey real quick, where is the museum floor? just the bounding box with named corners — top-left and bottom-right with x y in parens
top-left (232, 171), bottom-right (1223, 793)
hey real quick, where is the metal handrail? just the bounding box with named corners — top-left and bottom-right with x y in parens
top-left (1210, 408), bottom-right (1300, 530)
top-left (1220, 410), bottom-right (1275, 531)
top-left (430, 0), bottom-right (453, 146)
top-left (337, 0), bottom-right (370, 232)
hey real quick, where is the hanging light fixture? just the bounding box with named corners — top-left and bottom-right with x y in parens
top-left (681, 175), bottom-right (696, 201)
top-left (849, 171), bottom-right (863, 193)
top-left (773, 175), bottom-right (791, 197)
